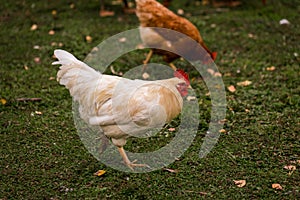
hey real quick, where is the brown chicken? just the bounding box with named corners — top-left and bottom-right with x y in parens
top-left (135, 0), bottom-right (217, 70)
top-left (53, 49), bottom-right (190, 170)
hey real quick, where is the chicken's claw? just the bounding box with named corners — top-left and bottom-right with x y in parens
top-left (126, 159), bottom-right (150, 171)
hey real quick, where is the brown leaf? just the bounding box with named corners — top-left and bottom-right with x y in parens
top-left (272, 183), bottom-right (283, 190)
top-left (237, 80), bottom-right (252, 86)
top-left (24, 65), bottom-right (29, 70)
top-left (233, 180), bottom-right (246, 187)
top-left (227, 85), bottom-right (236, 93)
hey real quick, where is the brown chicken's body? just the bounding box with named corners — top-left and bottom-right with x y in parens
top-left (136, 0), bottom-right (217, 69)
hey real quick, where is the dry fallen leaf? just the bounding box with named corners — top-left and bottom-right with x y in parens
top-left (186, 96), bottom-right (196, 101)
top-left (233, 180), bottom-right (246, 188)
top-left (227, 85), bottom-right (236, 93)
top-left (207, 68), bottom-right (215, 75)
top-left (164, 168), bottom-right (179, 173)
top-left (214, 72), bottom-right (222, 77)
top-left (0, 98), bottom-right (7, 105)
top-left (48, 30), bottom-right (55, 35)
top-left (284, 165), bottom-right (296, 171)
top-left (168, 128), bottom-right (176, 132)
top-left (33, 45), bottom-right (40, 50)
top-left (266, 66), bottom-right (276, 71)
top-left (35, 111), bottom-right (42, 115)
top-left (142, 72), bottom-right (150, 79)
top-left (237, 80), bottom-right (252, 86)
top-left (51, 10), bottom-right (57, 16)
top-left (85, 35), bottom-right (92, 43)
top-left (210, 23), bottom-right (216, 28)
top-left (219, 129), bottom-right (226, 133)
top-left (177, 9), bottom-right (184, 15)
top-left (119, 37), bottom-right (127, 42)
top-left (34, 57), bottom-right (41, 63)
top-left (30, 24), bottom-right (38, 31)
top-left (272, 183), bottom-right (283, 190)
top-left (70, 3), bottom-right (75, 9)
top-left (24, 65), bottom-right (29, 70)
top-left (279, 19), bottom-right (290, 25)
top-left (94, 170), bottom-right (106, 177)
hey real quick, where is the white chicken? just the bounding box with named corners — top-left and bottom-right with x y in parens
top-left (53, 49), bottom-right (190, 170)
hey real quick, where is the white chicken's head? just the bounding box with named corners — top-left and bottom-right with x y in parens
top-left (174, 69), bottom-right (190, 97)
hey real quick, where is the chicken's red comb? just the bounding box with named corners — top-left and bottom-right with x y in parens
top-left (174, 69), bottom-right (189, 83)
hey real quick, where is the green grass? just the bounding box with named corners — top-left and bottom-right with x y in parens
top-left (1, 0), bottom-right (299, 199)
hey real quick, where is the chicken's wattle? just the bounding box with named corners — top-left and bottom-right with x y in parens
top-left (176, 83), bottom-right (188, 97)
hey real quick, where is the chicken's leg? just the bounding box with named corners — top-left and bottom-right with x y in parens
top-left (142, 50), bottom-right (153, 72)
top-left (143, 49), bottom-right (153, 65)
top-left (169, 63), bottom-right (177, 71)
top-left (118, 147), bottom-right (149, 170)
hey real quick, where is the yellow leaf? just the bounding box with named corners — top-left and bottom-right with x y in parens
top-left (233, 180), bottom-right (246, 187)
top-left (272, 183), bottom-right (283, 190)
top-left (94, 170), bottom-right (106, 177)
top-left (1, 98), bottom-right (7, 105)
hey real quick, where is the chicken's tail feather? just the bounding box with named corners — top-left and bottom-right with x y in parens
top-left (52, 49), bottom-right (102, 105)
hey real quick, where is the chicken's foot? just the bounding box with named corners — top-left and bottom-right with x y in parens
top-left (118, 147), bottom-right (149, 170)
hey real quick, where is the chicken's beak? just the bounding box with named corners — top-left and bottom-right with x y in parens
top-left (188, 85), bottom-right (192, 89)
